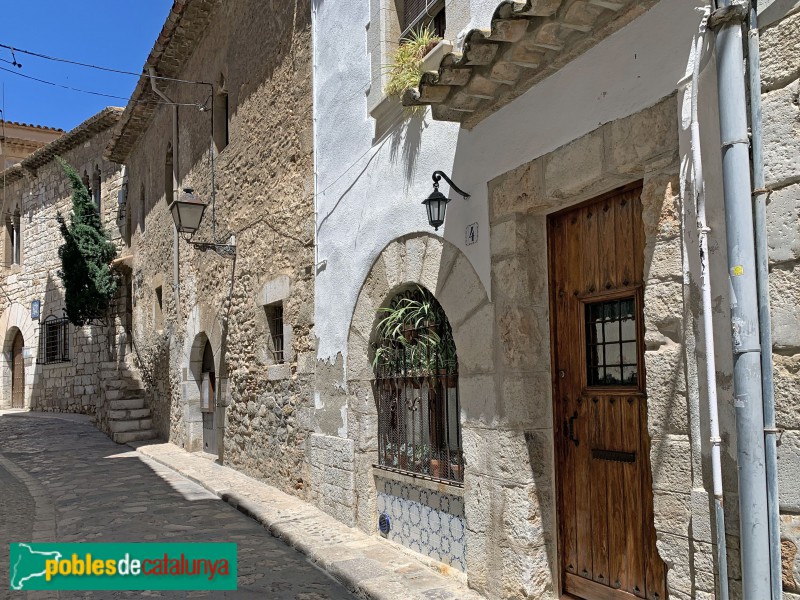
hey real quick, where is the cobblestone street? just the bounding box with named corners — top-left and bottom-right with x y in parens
top-left (0, 413), bottom-right (355, 600)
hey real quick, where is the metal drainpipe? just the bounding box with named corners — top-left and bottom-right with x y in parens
top-left (746, 2), bottom-right (783, 597)
top-left (711, 2), bottom-right (773, 597)
top-left (690, 15), bottom-right (730, 600)
top-left (148, 67), bottom-right (181, 314)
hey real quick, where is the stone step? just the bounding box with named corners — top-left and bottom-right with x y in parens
top-left (109, 418), bottom-right (153, 434)
top-left (112, 429), bottom-right (157, 444)
top-left (108, 398), bottom-right (146, 411)
top-left (108, 408), bottom-right (151, 420)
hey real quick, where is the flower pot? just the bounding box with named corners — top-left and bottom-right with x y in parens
top-left (449, 463), bottom-right (463, 481)
top-left (399, 454), bottom-right (409, 470)
top-left (430, 458), bottom-right (447, 479)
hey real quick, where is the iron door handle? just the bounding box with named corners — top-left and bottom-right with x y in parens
top-left (563, 411), bottom-right (579, 446)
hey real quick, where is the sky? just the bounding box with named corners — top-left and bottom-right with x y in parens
top-left (0, 1), bottom-right (172, 131)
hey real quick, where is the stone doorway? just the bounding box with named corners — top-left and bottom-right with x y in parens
top-left (11, 330), bottom-right (24, 408)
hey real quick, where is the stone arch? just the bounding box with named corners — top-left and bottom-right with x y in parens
top-left (180, 303), bottom-right (224, 451)
top-left (0, 302), bottom-right (38, 408)
top-left (345, 232), bottom-right (495, 548)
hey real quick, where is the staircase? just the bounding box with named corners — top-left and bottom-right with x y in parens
top-left (99, 362), bottom-right (157, 444)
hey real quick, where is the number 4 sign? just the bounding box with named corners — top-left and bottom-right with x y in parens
top-left (465, 222), bottom-right (478, 246)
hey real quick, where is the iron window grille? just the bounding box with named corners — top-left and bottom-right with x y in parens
top-left (36, 315), bottom-right (70, 365)
top-left (585, 297), bottom-right (639, 386)
top-left (374, 288), bottom-right (463, 484)
top-left (400, 0), bottom-right (446, 40)
top-left (266, 304), bottom-right (285, 364)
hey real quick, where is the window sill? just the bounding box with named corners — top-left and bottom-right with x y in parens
top-left (372, 464), bottom-right (464, 494)
top-left (266, 363), bottom-right (291, 381)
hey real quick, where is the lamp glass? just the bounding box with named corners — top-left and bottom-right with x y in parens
top-left (422, 190), bottom-right (450, 230)
top-left (169, 188), bottom-right (207, 234)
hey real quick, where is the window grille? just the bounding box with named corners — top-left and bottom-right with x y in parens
top-left (400, 0), bottom-right (446, 40)
top-left (585, 297), bottom-right (639, 386)
top-left (374, 288), bottom-right (463, 484)
top-left (266, 304), bottom-right (285, 364)
top-left (36, 316), bottom-right (70, 365)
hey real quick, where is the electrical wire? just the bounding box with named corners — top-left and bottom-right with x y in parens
top-left (0, 43), bottom-right (210, 87)
top-left (0, 65), bottom-right (203, 106)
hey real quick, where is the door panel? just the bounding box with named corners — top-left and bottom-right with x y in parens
top-left (11, 331), bottom-right (24, 408)
top-left (548, 184), bottom-right (666, 600)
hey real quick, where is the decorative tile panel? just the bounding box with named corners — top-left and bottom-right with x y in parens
top-left (376, 475), bottom-right (466, 571)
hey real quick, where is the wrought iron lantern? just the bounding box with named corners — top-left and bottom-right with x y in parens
top-left (169, 188), bottom-right (207, 235)
top-left (169, 188), bottom-right (235, 257)
top-left (422, 171), bottom-right (470, 231)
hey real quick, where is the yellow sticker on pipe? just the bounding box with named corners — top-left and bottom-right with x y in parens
top-left (732, 265), bottom-right (744, 276)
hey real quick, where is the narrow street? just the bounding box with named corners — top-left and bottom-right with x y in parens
top-left (0, 413), bottom-right (356, 600)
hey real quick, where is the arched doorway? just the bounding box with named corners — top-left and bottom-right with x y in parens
top-left (11, 330), bottom-right (24, 408)
top-left (201, 340), bottom-right (216, 454)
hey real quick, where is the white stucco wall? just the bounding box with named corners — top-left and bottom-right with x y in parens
top-left (313, 0), bottom-right (708, 363)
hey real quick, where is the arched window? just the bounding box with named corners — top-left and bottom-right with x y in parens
top-left (139, 184), bottom-right (146, 234)
top-left (374, 287), bottom-right (463, 482)
top-left (164, 143), bottom-right (174, 205)
top-left (82, 170), bottom-right (91, 197)
top-left (213, 74), bottom-right (229, 152)
top-left (5, 207), bottom-right (21, 266)
top-left (92, 165), bottom-right (102, 213)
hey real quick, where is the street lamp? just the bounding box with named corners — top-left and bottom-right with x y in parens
top-left (169, 188), bottom-right (236, 257)
top-left (422, 171), bottom-right (470, 231)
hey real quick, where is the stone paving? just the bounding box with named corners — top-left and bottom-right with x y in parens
top-left (0, 411), bottom-right (355, 600)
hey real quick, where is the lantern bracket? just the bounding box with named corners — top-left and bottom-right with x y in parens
top-left (432, 171), bottom-right (470, 200)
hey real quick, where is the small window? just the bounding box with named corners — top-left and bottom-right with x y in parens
top-left (213, 75), bottom-right (229, 152)
top-left (154, 286), bottom-right (164, 331)
top-left (585, 297), bottom-right (639, 387)
top-left (164, 144), bottom-right (174, 205)
top-left (92, 165), bottom-right (102, 213)
top-left (36, 316), bottom-right (70, 365)
top-left (265, 303), bottom-right (284, 364)
top-left (82, 170), bottom-right (91, 196)
top-left (399, 0), bottom-right (445, 40)
top-left (5, 208), bottom-right (21, 266)
top-left (139, 184), bottom-right (146, 234)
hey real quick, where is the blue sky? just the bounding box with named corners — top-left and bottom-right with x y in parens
top-left (0, 1), bottom-right (172, 131)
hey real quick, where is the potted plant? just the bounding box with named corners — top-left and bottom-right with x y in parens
top-left (429, 451), bottom-right (447, 479)
top-left (384, 27), bottom-right (442, 117)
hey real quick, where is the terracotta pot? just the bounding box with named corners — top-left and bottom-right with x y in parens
top-left (430, 458), bottom-right (447, 479)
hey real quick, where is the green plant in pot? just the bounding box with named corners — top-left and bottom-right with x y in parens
top-left (384, 27), bottom-right (442, 117)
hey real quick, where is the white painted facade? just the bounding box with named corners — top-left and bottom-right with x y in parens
top-left (313, 0), bottom-right (710, 365)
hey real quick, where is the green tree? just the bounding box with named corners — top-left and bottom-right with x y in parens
top-left (56, 157), bottom-right (118, 326)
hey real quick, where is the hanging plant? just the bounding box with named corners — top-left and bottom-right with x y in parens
top-left (384, 26), bottom-right (441, 117)
top-left (56, 157), bottom-right (118, 326)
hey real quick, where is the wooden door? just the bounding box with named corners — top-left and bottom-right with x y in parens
top-left (11, 331), bottom-right (24, 408)
top-left (548, 184), bottom-right (666, 600)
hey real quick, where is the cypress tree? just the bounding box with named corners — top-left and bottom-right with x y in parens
top-left (56, 157), bottom-right (118, 326)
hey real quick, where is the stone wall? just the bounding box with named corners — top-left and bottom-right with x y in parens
top-left (0, 117), bottom-right (127, 414)
top-left (121, 0), bottom-right (315, 498)
top-left (760, 9), bottom-right (800, 597)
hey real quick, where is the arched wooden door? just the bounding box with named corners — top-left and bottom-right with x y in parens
top-left (11, 331), bottom-right (24, 408)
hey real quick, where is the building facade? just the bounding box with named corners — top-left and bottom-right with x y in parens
top-left (0, 120), bottom-right (63, 170)
top-left (106, 0), bottom-right (316, 497)
top-left (0, 109), bottom-right (135, 423)
top-left (312, 0), bottom-right (800, 599)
